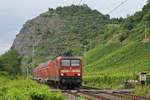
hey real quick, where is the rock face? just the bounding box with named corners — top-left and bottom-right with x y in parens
top-left (11, 5), bottom-right (113, 63)
top-left (12, 14), bottom-right (63, 58)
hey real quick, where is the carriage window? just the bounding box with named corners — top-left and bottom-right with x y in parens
top-left (71, 60), bottom-right (80, 66)
top-left (61, 60), bottom-right (70, 66)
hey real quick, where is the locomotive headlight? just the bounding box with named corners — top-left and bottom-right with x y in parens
top-left (60, 73), bottom-right (64, 76)
top-left (77, 73), bottom-right (81, 76)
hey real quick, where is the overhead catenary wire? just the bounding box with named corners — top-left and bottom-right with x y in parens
top-left (79, 0), bottom-right (83, 5)
top-left (108, 0), bottom-right (129, 14)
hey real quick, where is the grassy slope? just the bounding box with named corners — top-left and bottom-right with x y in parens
top-left (83, 41), bottom-right (150, 90)
top-left (85, 42), bottom-right (121, 65)
top-left (85, 41), bottom-right (150, 74)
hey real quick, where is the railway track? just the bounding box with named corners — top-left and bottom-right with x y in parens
top-left (117, 93), bottom-right (150, 100)
top-left (48, 85), bottom-right (150, 100)
top-left (66, 91), bottom-right (114, 100)
top-left (66, 91), bottom-right (93, 100)
top-left (80, 86), bottom-right (150, 100)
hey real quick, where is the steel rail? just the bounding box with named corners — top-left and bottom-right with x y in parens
top-left (80, 91), bottom-right (112, 100)
top-left (81, 86), bottom-right (150, 100)
top-left (67, 91), bottom-right (93, 100)
top-left (118, 93), bottom-right (150, 100)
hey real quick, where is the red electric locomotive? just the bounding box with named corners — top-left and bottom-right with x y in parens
top-left (33, 56), bottom-right (82, 89)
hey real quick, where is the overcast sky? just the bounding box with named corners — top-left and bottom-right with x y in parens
top-left (0, 0), bottom-right (147, 54)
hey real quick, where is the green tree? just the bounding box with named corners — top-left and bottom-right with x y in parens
top-left (0, 50), bottom-right (22, 76)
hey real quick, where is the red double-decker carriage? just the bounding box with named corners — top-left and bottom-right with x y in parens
top-left (33, 56), bottom-right (82, 89)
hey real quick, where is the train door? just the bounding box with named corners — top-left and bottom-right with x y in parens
top-left (52, 62), bottom-right (54, 81)
top-left (54, 61), bottom-right (57, 82)
top-left (50, 63), bottom-right (52, 80)
top-left (48, 63), bottom-right (50, 80)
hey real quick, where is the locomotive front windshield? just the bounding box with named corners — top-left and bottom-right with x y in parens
top-left (61, 59), bottom-right (80, 67)
top-left (61, 60), bottom-right (70, 66)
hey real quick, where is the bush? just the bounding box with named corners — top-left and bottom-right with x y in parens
top-left (0, 78), bottom-right (64, 100)
top-left (134, 86), bottom-right (150, 97)
top-left (118, 32), bottom-right (129, 42)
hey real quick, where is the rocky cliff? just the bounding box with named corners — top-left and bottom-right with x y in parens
top-left (11, 5), bottom-right (121, 66)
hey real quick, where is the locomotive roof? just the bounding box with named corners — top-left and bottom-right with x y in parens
top-left (51, 56), bottom-right (81, 60)
top-left (58, 56), bottom-right (81, 59)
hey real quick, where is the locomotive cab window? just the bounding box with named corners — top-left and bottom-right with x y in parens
top-left (71, 60), bottom-right (80, 66)
top-left (61, 60), bottom-right (70, 66)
